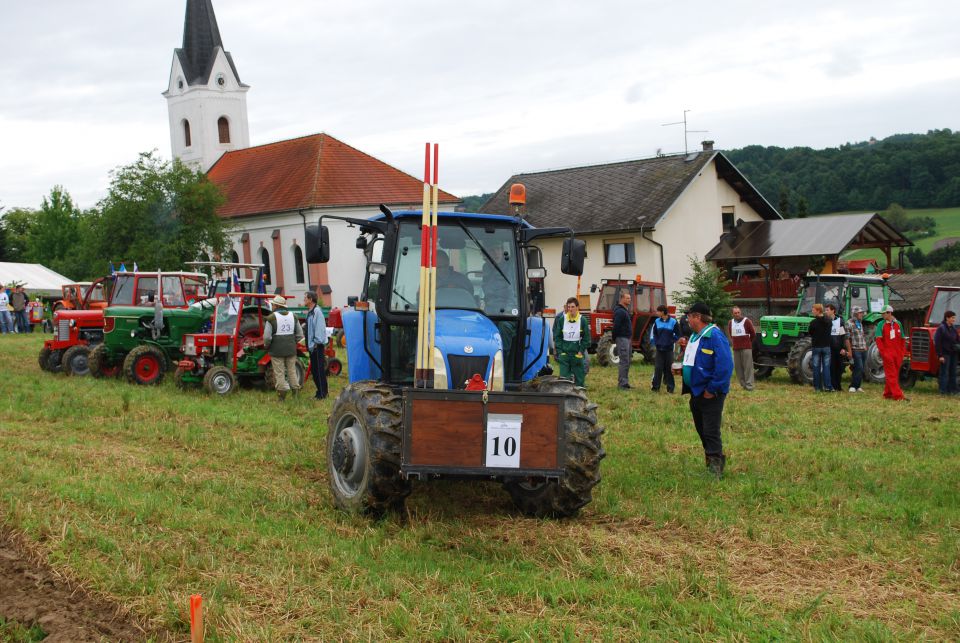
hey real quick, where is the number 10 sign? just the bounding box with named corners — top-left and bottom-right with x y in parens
top-left (486, 413), bottom-right (522, 468)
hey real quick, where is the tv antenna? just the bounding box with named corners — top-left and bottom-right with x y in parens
top-left (662, 109), bottom-right (708, 155)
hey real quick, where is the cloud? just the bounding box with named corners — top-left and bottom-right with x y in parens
top-left (823, 50), bottom-right (863, 78)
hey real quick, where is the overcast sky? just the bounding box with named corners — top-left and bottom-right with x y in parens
top-left (2, 0), bottom-right (958, 211)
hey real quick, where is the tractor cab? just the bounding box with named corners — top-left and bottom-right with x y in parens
top-left (53, 279), bottom-right (110, 313)
top-left (185, 261), bottom-right (264, 298)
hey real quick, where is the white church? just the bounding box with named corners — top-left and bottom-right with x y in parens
top-left (163, 0), bottom-right (459, 306)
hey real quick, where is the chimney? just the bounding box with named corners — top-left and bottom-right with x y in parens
top-left (701, 140), bottom-right (715, 152)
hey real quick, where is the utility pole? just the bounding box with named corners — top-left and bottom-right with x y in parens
top-left (661, 110), bottom-right (708, 155)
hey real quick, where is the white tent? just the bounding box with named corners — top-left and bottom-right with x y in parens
top-left (0, 262), bottom-right (73, 297)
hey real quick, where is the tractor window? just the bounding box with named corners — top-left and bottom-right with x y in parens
top-left (849, 286), bottom-right (868, 316)
top-left (161, 276), bottom-right (186, 307)
top-left (652, 287), bottom-right (665, 310)
top-left (136, 277), bottom-right (158, 305)
top-left (111, 275), bottom-right (136, 305)
top-left (797, 282), bottom-right (842, 316)
top-left (183, 276), bottom-right (205, 303)
top-left (86, 283), bottom-right (106, 304)
top-left (214, 296), bottom-right (241, 335)
top-left (928, 290), bottom-right (960, 327)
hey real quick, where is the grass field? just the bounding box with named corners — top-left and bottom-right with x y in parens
top-left (0, 333), bottom-right (958, 640)
top-left (842, 206), bottom-right (960, 261)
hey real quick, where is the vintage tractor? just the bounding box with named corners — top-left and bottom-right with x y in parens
top-left (52, 280), bottom-right (109, 313)
top-left (754, 274), bottom-right (897, 384)
top-left (310, 191), bottom-right (604, 517)
top-left (590, 278), bottom-right (669, 366)
top-left (173, 293), bottom-right (314, 394)
top-left (88, 271), bottom-right (211, 385)
top-left (901, 286), bottom-right (960, 389)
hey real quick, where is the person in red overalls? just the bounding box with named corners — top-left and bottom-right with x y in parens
top-left (875, 305), bottom-right (906, 401)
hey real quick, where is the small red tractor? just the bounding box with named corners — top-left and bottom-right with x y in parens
top-left (590, 278), bottom-right (670, 366)
top-left (52, 281), bottom-right (109, 313)
top-left (39, 276), bottom-right (111, 375)
top-left (902, 285), bottom-right (960, 389)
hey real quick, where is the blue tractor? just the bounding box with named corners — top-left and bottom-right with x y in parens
top-left (307, 204), bottom-right (605, 517)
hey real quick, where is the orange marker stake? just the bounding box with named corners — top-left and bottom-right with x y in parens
top-left (190, 594), bottom-right (204, 643)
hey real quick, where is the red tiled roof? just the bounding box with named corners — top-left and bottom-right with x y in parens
top-left (206, 133), bottom-right (459, 218)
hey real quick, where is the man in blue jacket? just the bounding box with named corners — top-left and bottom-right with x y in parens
top-left (650, 305), bottom-right (681, 393)
top-left (681, 302), bottom-right (734, 478)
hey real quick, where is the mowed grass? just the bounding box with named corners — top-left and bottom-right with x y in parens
top-left (842, 206), bottom-right (960, 260)
top-left (0, 333), bottom-right (958, 640)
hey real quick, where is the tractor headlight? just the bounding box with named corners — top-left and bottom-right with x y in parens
top-left (184, 336), bottom-right (196, 356)
top-left (772, 330), bottom-right (779, 338)
top-left (761, 330), bottom-right (767, 338)
top-left (489, 350), bottom-right (505, 391)
top-left (433, 347), bottom-right (448, 390)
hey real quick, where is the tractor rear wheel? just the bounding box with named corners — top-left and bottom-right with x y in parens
top-left (326, 381), bottom-right (411, 514)
top-left (89, 344), bottom-right (120, 378)
top-left (864, 343), bottom-right (886, 384)
top-left (787, 338), bottom-right (813, 385)
top-left (327, 358), bottom-right (343, 376)
top-left (63, 345), bottom-right (91, 376)
top-left (45, 349), bottom-right (64, 374)
top-left (596, 332), bottom-right (616, 366)
top-left (504, 375), bottom-right (605, 518)
top-left (38, 346), bottom-right (52, 372)
top-left (203, 365), bottom-right (236, 396)
top-left (124, 345), bottom-right (166, 385)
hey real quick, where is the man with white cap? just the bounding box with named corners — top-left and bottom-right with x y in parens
top-left (875, 305), bottom-right (906, 401)
top-left (844, 305), bottom-right (868, 392)
top-left (263, 294), bottom-right (304, 400)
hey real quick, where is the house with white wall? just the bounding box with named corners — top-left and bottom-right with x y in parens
top-left (479, 143), bottom-right (781, 309)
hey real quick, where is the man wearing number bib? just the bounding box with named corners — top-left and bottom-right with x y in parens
top-left (264, 294), bottom-right (305, 401)
top-left (553, 297), bottom-right (590, 387)
top-left (681, 302), bottom-right (734, 478)
top-left (727, 306), bottom-right (756, 391)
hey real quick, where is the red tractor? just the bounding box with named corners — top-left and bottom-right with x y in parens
top-left (902, 286), bottom-right (960, 389)
top-left (590, 278), bottom-right (670, 366)
top-left (39, 276), bottom-right (112, 375)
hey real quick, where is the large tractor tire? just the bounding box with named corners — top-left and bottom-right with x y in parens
top-left (62, 345), bottom-right (91, 377)
top-left (203, 365), bottom-right (236, 396)
top-left (504, 376), bottom-right (605, 518)
top-left (38, 346), bottom-right (52, 372)
top-left (124, 345), bottom-right (166, 385)
top-left (595, 331), bottom-right (616, 366)
top-left (263, 359), bottom-right (307, 391)
top-left (864, 343), bottom-right (886, 384)
top-left (89, 344), bottom-right (120, 378)
top-left (639, 336), bottom-right (656, 363)
top-left (754, 365), bottom-right (774, 380)
top-left (787, 338), bottom-right (814, 385)
top-left (45, 349), bottom-right (64, 374)
top-left (326, 381), bottom-right (411, 514)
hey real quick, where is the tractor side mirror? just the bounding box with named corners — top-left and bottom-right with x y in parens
top-left (560, 238), bottom-right (586, 276)
top-left (306, 225), bottom-right (330, 263)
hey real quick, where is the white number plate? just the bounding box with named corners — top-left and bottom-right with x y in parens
top-left (486, 413), bottom-right (522, 468)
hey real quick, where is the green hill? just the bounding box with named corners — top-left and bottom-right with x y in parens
top-left (841, 206), bottom-right (960, 263)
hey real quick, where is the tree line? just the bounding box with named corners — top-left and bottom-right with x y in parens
top-left (0, 152), bottom-right (229, 281)
top-left (725, 129), bottom-right (960, 216)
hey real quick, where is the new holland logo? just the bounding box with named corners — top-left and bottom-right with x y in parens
top-left (463, 345), bottom-right (474, 354)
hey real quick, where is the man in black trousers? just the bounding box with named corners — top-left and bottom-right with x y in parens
top-left (303, 292), bottom-right (328, 400)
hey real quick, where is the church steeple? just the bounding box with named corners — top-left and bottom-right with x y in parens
top-left (163, 0), bottom-right (250, 171)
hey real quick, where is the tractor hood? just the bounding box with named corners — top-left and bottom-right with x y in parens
top-left (435, 309), bottom-right (502, 389)
top-left (53, 309), bottom-right (104, 322)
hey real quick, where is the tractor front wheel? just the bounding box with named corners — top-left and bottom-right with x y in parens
top-left (900, 362), bottom-right (917, 390)
top-left (787, 338), bottom-right (813, 385)
top-left (326, 381), bottom-right (411, 514)
top-left (203, 365), bottom-right (236, 395)
top-left (124, 345), bottom-right (166, 385)
top-left (63, 345), bottom-right (91, 376)
top-left (754, 365), bottom-right (774, 380)
top-left (504, 376), bottom-right (605, 518)
top-left (595, 332), bottom-right (616, 366)
top-left (89, 344), bottom-right (120, 378)
top-left (38, 346), bottom-right (52, 372)
top-left (45, 349), bottom-right (64, 374)
top-left (173, 367), bottom-right (191, 389)
top-left (327, 358), bottom-right (343, 376)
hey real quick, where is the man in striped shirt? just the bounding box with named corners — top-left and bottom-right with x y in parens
top-left (844, 306), bottom-right (868, 392)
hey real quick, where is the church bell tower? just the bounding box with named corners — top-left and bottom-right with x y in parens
top-left (163, 0), bottom-right (250, 171)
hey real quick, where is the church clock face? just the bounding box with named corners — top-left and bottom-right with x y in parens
top-left (216, 73), bottom-right (226, 88)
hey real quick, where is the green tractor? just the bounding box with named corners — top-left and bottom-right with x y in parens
top-left (89, 271), bottom-right (213, 385)
top-left (754, 274), bottom-right (896, 385)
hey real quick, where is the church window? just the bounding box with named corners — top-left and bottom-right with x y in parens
top-left (260, 247), bottom-right (271, 286)
top-left (229, 250), bottom-right (239, 264)
top-left (293, 245), bottom-right (305, 284)
top-left (218, 117), bottom-right (230, 144)
top-left (182, 120), bottom-right (192, 147)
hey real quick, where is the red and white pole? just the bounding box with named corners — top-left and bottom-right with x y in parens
top-left (415, 143), bottom-right (432, 387)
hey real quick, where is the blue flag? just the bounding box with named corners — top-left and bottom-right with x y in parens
top-left (109, 262), bottom-right (115, 277)
top-left (119, 263), bottom-right (127, 272)
top-left (133, 262), bottom-right (139, 272)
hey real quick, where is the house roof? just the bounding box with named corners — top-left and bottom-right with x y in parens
top-left (887, 271), bottom-right (960, 313)
top-left (706, 213), bottom-right (912, 262)
top-left (206, 133), bottom-right (460, 218)
top-left (175, 0), bottom-right (244, 87)
top-left (477, 151), bottom-right (779, 233)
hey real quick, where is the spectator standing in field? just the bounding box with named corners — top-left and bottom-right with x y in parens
top-left (613, 291), bottom-right (633, 389)
top-left (553, 297), bottom-right (590, 387)
top-left (304, 291), bottom-right (329, 400)
top-left (650, 305), bottom-right (681, 393)
top-left (263, 294), bottom-right (304, 401)
top-left (727, 306), bottom-right (756, 391)
top-left (844, 306), bottom-right (868, 392)
top-left (826, 303), bottom-right (847, 391)
top-left (808, 303), bottom-right (832, 392)
top-left (681, 302), bottom-right (734, 479)
top-left (10, 286), bottom-right (30, 333)
top-left (875, 305), bottom-right (907, 401)
top-left (0, 284), bottom-right (12, 334)
top-left (933, 309), bottom-right (958, 395)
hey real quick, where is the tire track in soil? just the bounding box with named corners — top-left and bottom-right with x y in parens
top-left (0, 528), bottom-right (152, 642)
